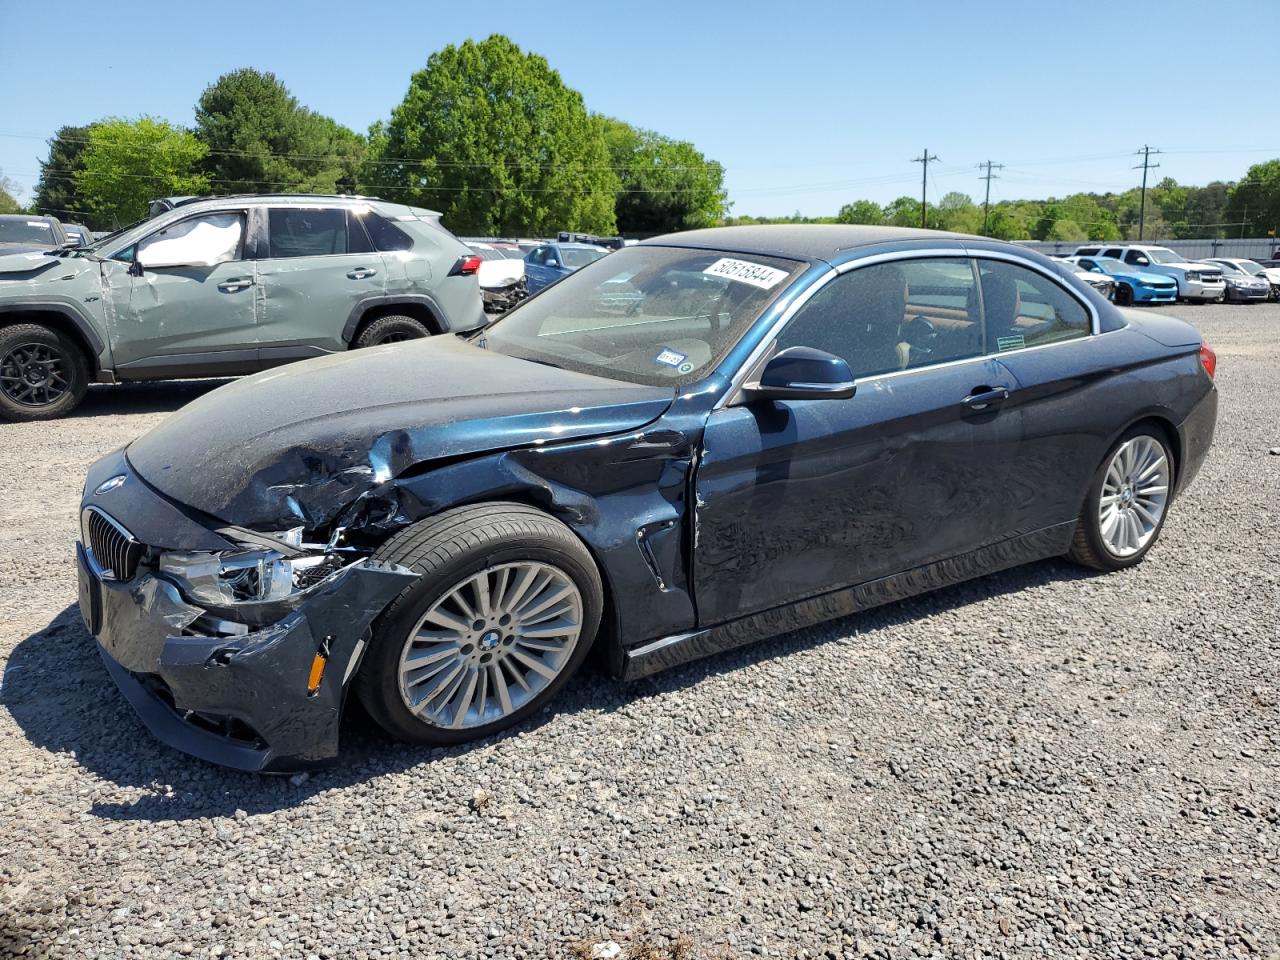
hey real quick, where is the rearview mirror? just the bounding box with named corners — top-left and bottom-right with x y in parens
top-left (743, 346), bottom-right (856, 402)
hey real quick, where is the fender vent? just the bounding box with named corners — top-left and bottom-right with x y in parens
top-left (84, 507), bottom-right (145, 581)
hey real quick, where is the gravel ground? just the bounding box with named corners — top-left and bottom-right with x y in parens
top-left (1, 303), bottom-right (1277, 960)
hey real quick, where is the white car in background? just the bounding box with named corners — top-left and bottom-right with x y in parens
top-left (467, 242), bottom-right (525, 289)
top-left (1050, 256), bottom-right (1115, 300)
top-left (1072, 244), bottom-right (1226, 302)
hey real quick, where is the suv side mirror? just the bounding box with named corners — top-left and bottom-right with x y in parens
top-left (1134, 256), bottom-right (1150, 266)
top-left (743, 346), bottom-right (856, 402)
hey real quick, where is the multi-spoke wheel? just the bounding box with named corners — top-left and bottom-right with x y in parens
top-left (357, 503), bottom-right (603, 746)
top-left (1068, 426), bottom-right (1176, 571)
top-left (0, 323), bottom-right (89, 421)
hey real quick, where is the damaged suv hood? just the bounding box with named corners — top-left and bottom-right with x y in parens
top-left (126, 335), bottom-right (675, 529)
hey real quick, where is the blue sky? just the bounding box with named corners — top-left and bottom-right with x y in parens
top-left (2, 0), bottom-right (1275, 217)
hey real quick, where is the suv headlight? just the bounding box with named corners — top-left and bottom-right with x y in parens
top-left (1186, 271), bottom-right (1201, 281)
top-left (160, 547), bottom-right (334, 606)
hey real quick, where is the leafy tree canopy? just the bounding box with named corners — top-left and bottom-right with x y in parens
top-left (32, 125), bottom-right (94, 225)
top-left (1224, 160), bottom-right (1280, 239)
top-left (601, 117), bottom-right (727, 234)
top-left (836, 200), bottom-right (884, 225)
top-left (374, 35), bottom-right (618, 235)
top-left (195, 68), bottom-right (365, 194)
top-left (74, 117), bottom-right (209, 228)
top-left (0, 170), bottom-right (22, 214)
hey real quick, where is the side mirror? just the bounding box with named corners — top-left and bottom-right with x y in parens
top-left (1134, 257), bottom-right (1150, 266)
top-left (743, 346), bottom-right (856, 402)
top-left (545, 259), bottom-right (559, 268)
top-left (1090, 266), bottom-right (1103, 273)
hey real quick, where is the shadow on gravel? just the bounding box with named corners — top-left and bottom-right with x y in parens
top-left (72, 379), bottom-right (232, 418)
top-left (3, 558), bottom-right (1098, 823)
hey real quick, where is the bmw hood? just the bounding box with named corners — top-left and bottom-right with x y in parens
top-left (126, 335), bottom-right (675, 529)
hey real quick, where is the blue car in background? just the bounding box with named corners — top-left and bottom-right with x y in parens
top-left (1067, 256), bottom-right (1177, 306)
top-left (524, 241), bottom-right (609, 293)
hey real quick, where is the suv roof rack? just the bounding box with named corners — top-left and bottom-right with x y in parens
top-left (147, 193), bottom-right (387, 218)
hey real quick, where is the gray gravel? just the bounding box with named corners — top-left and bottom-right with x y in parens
top-left (1, 303), bottom-right (1278, 959)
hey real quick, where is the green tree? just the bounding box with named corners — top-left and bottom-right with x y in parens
top-left (0, 170), bottom-right (21, 214)
top-left (986, 204), bottom-right (1035, 240)
top-left (74, 117), bottom-right (209, 228)
top-left (32, 125), bottom-right (94, 224)
top-left (936, 192), bottom-right (981, 233)
top-left (601, 117), bottom-right (727, 234)
top-left (374, 35), bottom-right (618, 235)
top-left (1178, 182), bottom-right (1229, 239)
top-left (836, 200), bottom-right (884, 225)
top-left (194, 68), bottom-right (366, 194)
top-left (1224, 160), bottom-right (1280, 238)
top-left (883, 196), bottom-right (923, 227)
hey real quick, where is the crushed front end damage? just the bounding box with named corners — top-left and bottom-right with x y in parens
top-left (87, 554), bottom-right (414, 771)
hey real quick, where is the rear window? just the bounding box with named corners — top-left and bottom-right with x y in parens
top-left (363, 213), bottom-right (414, 252)
top-left (0, 219), bottom-right (56, 244)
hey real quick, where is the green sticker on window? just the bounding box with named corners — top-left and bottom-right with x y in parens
top-left (997, 333), bottom-right (1025, 352)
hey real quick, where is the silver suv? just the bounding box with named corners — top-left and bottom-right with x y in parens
top-left (0, 195), bottom-right (486, 420)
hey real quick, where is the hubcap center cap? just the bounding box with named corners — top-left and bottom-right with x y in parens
top-left (1120, 484), bottom-right (1134, 507)
top-left (478, 630), bottom-right (501, 652)
top-left (23, 365), bottom-right (47, 385)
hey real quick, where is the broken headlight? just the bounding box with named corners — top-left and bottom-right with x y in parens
top-left (159, 548), bottom-right (334, 606)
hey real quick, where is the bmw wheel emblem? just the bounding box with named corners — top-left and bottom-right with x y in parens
top-left (94, 474), bottom-right (127, 496)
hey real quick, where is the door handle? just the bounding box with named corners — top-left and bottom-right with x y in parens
top-left (216, 278), bottom-right (253, 292)
top-left (961, 385), bottom-right (1010, 411)
top-left (347, 267), bottom-right (377, 280)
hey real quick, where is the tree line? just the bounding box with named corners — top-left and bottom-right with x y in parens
top-left (730, 167), bottom-right (1280, 243)
top-left (9, 34), bottom-right (729, 236)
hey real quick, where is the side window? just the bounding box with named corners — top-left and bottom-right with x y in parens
top-left (267, 208), bottom-right (353, 258)
top-left (776, 257), bottom-right (981, 379)
top-left (1079, 258), bottom-right (1098, 271)
top-left (1123, 250), bottom-right (1147, 266)
top-left (346, 211), bottom-right (375, 254)
top-left (362, 213), bottom-right (414, 252)
top-left (977, 259), bottom-right (1090, 352)
top-left (1101, 248), bottom-right (1122, 259)
top-left (135, 212), bottom-right (245, 267)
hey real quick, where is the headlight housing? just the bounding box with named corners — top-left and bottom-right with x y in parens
top-left (1186, 271), bottom-right (1201, 281)
top-left (159, 547), bottom-right (335, 606)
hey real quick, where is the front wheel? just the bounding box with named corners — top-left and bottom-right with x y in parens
top-left (1067, 426), bottom-right (1175, 571)
top-left (356, 503), bottom-right (603, 746)
top-left (0, 323), bottom-right (89, 421)
top-left (1114, 283), bottom-right (1134, 306)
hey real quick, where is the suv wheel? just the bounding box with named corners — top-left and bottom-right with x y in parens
top-left (354, 314), bottom-right (431, 348)
top-left (0, 323), bottom-right (89, 421)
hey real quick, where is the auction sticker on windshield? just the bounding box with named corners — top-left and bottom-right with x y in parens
top-left (703, 257), bottom-right (789, 290)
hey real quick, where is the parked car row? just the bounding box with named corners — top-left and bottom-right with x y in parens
top-left (1065, 243), bottom-right (1280, 304)
top-left (464, 234), bottom-right (616, 315)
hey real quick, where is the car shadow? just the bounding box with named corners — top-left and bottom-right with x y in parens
top-left (73, 379), bottom-right (233, 418)
top-left (2, 558), bottom-right (1098, 823)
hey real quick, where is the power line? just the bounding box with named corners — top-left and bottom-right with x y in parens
top-left (912, 148), bottom-right (939, 229)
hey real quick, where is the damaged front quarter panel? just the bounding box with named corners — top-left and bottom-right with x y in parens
top-left (96, 558), bottom-right (415, 771)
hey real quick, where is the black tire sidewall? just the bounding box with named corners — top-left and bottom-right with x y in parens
top-left (354, 315), bottom-right (430, 348)
top-left (1079, 426), bottom-right (1176, 571)
top-left (361, 532), bottom-right (603, 746)
top-left (0, 325), bottom-right (89, 421)
top-left (1116, 284), bottom-right (1133, 306)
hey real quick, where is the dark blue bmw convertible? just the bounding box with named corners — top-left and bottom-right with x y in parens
top-left (77, 225), bottom-right (1218, 770)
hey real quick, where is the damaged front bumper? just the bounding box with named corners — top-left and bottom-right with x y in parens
top-left (76, 450), bottom-right (416, 771)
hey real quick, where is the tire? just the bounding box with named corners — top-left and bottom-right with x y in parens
top-left (1067, 425), bottom-right (1176, 572)
top-left (0, 323), bottom-right (89, 421)
top-left (356, 502), bottom-right (604, 747)
top-left (1114, 283), bottom-right (1134, 307)
top-left (353, 314), bottom-right (431, 348)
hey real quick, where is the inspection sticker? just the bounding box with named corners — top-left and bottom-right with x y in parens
top-left (703, 257), bottom-right (789, 290)
top-left (996, 333), bottom-right (1026, 352)
top-left (655, 348), bottom-right (688, 367)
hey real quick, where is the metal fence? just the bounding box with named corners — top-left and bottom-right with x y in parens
top-left (1017, 237), bottom-right (1280, 260)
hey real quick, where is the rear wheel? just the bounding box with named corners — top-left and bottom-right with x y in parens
top-left (1067, 426), bottom-right (1174, 571)
top-left (354, 314), bottom-right (431, 348)
top-left (0, 323), bottom-right (89, 421)
top-left (356, 503), bottom-right (603, 746)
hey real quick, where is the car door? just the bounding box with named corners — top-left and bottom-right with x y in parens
top-left (524, 245), bottom-right (554, 292)
top-left (971, 256), bottom-right (1111, 536)
top-left (105, 209), bottom-right (258, 373)
top-left (254, 205), bottom-right (386, 358)
top-left (692, 255), bottom-right (1021, 625)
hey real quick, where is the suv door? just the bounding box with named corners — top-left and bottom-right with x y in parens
top-left (106, 210), bottom-right (258, 375)
top-left (255, 206), bottom-right (386, 359)
top-left (692, 256), bottom-right (1020, 624)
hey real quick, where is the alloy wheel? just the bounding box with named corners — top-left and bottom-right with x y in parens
top-left (1099, 436), bottom-right (1170, 557)
top-left (397, 561), bottom-right (584, 729)
top-left (0, 342), bottom-right (71, 407)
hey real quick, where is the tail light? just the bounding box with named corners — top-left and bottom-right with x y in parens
top-left (1199, 340), bottom-right (1217, 379)
top-left (449, 255), bottom-right (483, 276)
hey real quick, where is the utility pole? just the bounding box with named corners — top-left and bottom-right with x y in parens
top-left (1133, 145), bottom-right (1161, 241)
top-left (978, 160), bottom-right (1004, 235)
top-left (912, 148), bottom-right (939, 228)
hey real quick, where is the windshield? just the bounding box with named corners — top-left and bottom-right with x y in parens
top-left (1209, 260), bottom-right (1245, 275)
top-left (0, 218), bottom-right (57, 245)
top-left (480, 245), bottom-right (805, 386)
top-left (560, 246), bottom-right (607, 268)
top-left (1235, 260), bottom-right (1264, 276)
top-left (1144, 247), bottom-right (1184, 264)
top-left (1091, 258), bottom-right (1129, 273)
